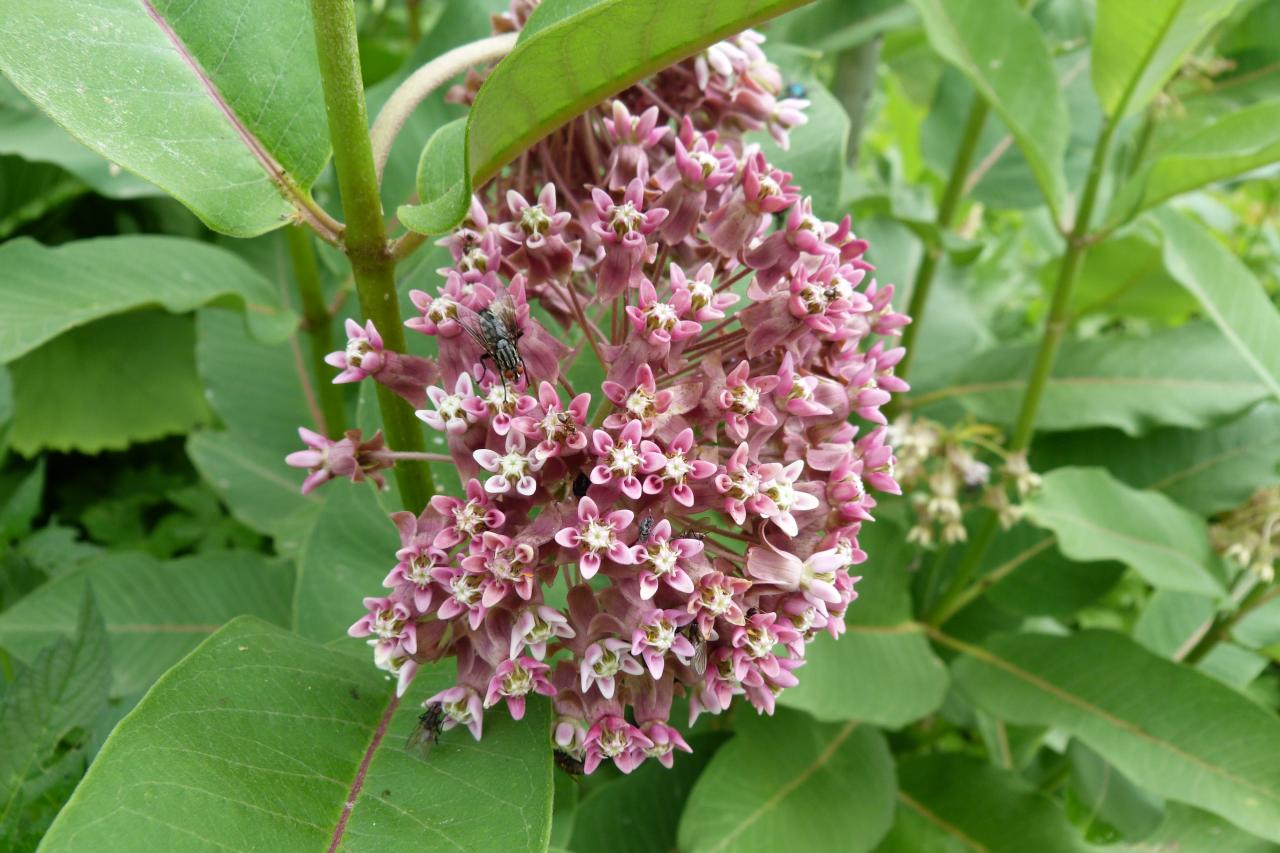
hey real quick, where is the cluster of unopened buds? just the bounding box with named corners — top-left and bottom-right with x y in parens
top-left (287, 15), bottom-right (909, 775)
top-left (887, 415), bottom-right (1040, 548)
top-left (1211, 486), bottom-right (1279, 584)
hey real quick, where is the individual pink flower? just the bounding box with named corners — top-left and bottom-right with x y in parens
top-left (417, 374), bottom-right (479, 434)
top-left (554, 496), bottom-right (635, 579)
top-left (757, 458), bottom-right (821, 537)
top-left (631, 608), bottom-right (696, 678)
top-left (670, 262), bottom-right (739, 322)
top-left (510, 605), bottom-right (576, 660)
top-left (429, 479), bottom-right (506, 549)
top-left (746, 543), bottom-right (847, 609)
top-left (718, 361), bottom-right (780, 442)
top-left (498, 184), bottom-right (576, 285)
top-left (703, 150), bottom-right (798, 256)
top-left (590, 420), bottom-right (646, 499)
top-left (425, 685), bottom-right (485, 741)
top-left (601, 364), bottom-right (676, 434)
top-left (640, 428), bottom-right (717, 506)
top-left (687, 571), bottom-right (751, 638)
top-left (633, 520), bottom-right (700, 600)
top-left (484, 656), bottom-right (555, 720)
top-left (653, 120), bottom-right (736, 243)
top-left (285, 428), bottom-right (391, 494)
top-left (580, 638), bottom-right (645, 700)
top-left (590, 178), bottom-right (668, 298)
top-left (474, 433), bottom-right (545, 496)
top-left (348, 596), bottom-right (416, 667)
top-left (431, 565), bottom-right (489, 630)
top-left (461, 531), bottom-right (539, 606)
top-left (326, 319), bottom-right (385, 383)
top-left (602, 100), bottom-right (669, 189)
top-left (512, 381), bottom-right (591, 458)
top-left (584, 714), bottom-right (652, 774)
top-left (385, 511), bottom-right (448, 612)
top-left (625, 277), bottom-right (702, 350)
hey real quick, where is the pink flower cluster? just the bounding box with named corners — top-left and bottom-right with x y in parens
top-left (295, 23), bottom-right (908, 775)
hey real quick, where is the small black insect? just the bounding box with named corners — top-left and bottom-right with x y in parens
top-left (679, 623), bottom-right (709, 676)
top-left (674, 528), bottom-right (706, 543)
top-left (783, 81), bottom-right (808, 100)
top-left (573, 471), bottom-right (591, 499)
top-left (406, 704), bottom-right (445, 758)
top-left (460, 295), bottom-right (526, 400)
top-left (554, 750), bottom-right (586, 777)
top-left (638, 514), bottom-right (655, 543)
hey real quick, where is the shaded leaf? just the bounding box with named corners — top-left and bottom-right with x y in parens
top-left (1158, 207), bottom-right (1280, 401)
top-left (41, 618), bottom-right (554, 852)
top-left (908, 0), bottom-right (1069, 214)
top-left (1025, 467), bottom-right (1226, 596)
top-left (0, 0), bottom-right (330, 235)
top-left (186, 430), bottom-right (320, 538)
top-left (0, 156), bottom-right (84, 239)
top-left (879, 754), bottom-right (1088, 852)
top-left (9, 311), bottom-right (209, 455)
top-left (914, 323), bottom-right (1270, 436)
top-left (1067, 740), bottom-right (1165, 843)
top-left (0, 236), bottom-right (294, 364)
top-left (401, 0), bottom-right (810, 234)
top-left (0, 550), bottom-right (292, 699)
top-left (1091, 0), bottom-right (1238, 120)
top-left (951, 629), bottom-right (1280, 842)
top-left (1117, 803), bottom-right (1276, 853)
top-left (679, 709), bottom-right (895, 853)
top-left (770, 0), bottom-right (915, 54)
top-left (0, 459), bottom-right (43, 543)
top-left (1110, 100), bottom-right (1280, 223)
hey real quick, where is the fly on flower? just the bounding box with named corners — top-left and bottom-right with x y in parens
top-left (458, 295), bottom-right (527, 400)
top-left (406, 704), bottom-right (446, 758)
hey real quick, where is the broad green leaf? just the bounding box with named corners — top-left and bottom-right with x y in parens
top-left (41, 618), bottom-right (554, 852)
top-left (679, 709), bottom-right (895, 853)
top-left (9, 311), bottom-right (210, 455)
top-left (879, 754), bottom-right (1088, 852)
top-left (0, 236), bottom-right (295, 364)
top-left (1121, 803), bottom-right (1276, 853)
top-left (0, 156), bottom-right (84, 238)
top-left (186, 430), bottom-right (320, 538)
top-left (1025, 467), bottom-right (1225, 596)
top-left (1134, 590), bottom-right (1271, 691)
top-left (407, 118), bottom-right (470, 236)
top-left (0, 550), bottom-right (292, 699)
top-left (1158, 208), bottom-right (1280, 401)
top-left (1055, 230), bottom-right (1198, 322)
top-left (1033, 402), bottom-right (1280, 516)
top-left (1109, 101), bottom-right (1280, 223)
top-left (0, 458), bottom-right (43, 543)
top-left (294, 484), bottom-right (397, 644)
top-left (907, 0), bottom-right (1069, 215)
top-left (0, 77), bottom-right (156, 199)
top-left (1091, 0), bottom-right (1238, 120)
top-left (913, 323), bottom-right (1271, 436)
top-left (770, 0), bottom-right (916, 54)
top-left (974, 522), bottom-right (1123, 619)
top-left (951, 629), bottom-right (1280, 842)
top-left (778, 523), bottom-right (948, 727)
top-left (0, 0), bottom-right (330, 236)
top-left (0, 592), bottom-right (109, 825)
top-left (1067, 740), bottom-right (1165, 843)
top-left (400, 0), bottom-right (811, 234)
top-left (570, 733), bottom-right (727, 853)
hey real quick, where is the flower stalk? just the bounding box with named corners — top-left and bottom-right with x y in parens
top-left (309, 0), bottom-right (434, 512)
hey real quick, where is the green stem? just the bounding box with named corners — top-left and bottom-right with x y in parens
top-left (310, 0), bottom-right (434, 513)
top-left (927, 117), bottom-right (1120, 625)
top-left (285, 226), bottom-right (347, 438)
top-left (1182, 584), bottom-right (1280, 665)
top-left (895, 99), bottom-right (990, 384)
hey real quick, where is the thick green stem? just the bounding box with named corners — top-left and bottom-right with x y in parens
top-left (310, 0), bottom-right (433, 512)
top-left (895, 99), bottom-right (989, 384)
top-left (1182, 584), bottom-right (1279, 665)
top-left (927, 117), bottom-right (1120, 625)
top-left (285, 226), bottom-right (347, 438)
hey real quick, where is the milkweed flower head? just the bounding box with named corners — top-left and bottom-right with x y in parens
top-left (289, 12), bottom-right (909, 775)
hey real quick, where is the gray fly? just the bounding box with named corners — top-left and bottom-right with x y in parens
top-left (406, 704), bottom-right (445, 758)
top-left (638, 514), bottom-right (655, 543)
top-left (460, 295), bottom-right (526, 399)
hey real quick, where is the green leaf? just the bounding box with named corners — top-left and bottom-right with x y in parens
top-left (0, 590), bottom-right (109, 824)
top-left (974, 522), bottom-right (1123, 619)
top-left (41, 618), bottom-right (554, 852)
top-left (1067, 740), bottom-right (1165, 843)
top-left (1033, 401), bottom-right (1280, 516)
top-left (293, 485), bottom-right (397, 644)
top-left (0, 550), bottom-right (292, 699)
top-left (950, 629), bottom-right (1280, 842)
top-left (907, 0), bottom-right (1069, 215)
top-left (1091, 0), bottom-right (1238, 120)
top-left (0, 0), bottom-right (330, 236)
top-left (880, 754), bottom-right (1088, 852)
top-left (1130, 803), bottom-right (1277, 853)
top-left (770, 0), bottom-right (916, 54)
top-left (1056, 229), bottom-right (1198, 322)
top-left (1109, 101), bottom-right (1280, 223)
top-left (186, 430), bottom-right (320, 538)
top-left (0, 458), bottom-right (43, 543)
top-left (8, 311), bottom-right (210, 455)
top-left (678, 709), bottom-right (895, 853)
top-left (1025, 467), bottom-right (1226, 597)
top-left (778, 523), bottom-right (948, 727)
top-left (570, 733), bottom-right (727, 853)
top-left (0, 156), bottom-right (84, 238)
top-left (0, 236), bottom-right (295, 365)
top-left (914, 323), bottom-right (1271, 436)
top-left (1157, 208), bottom-right (1280, 401)
top-left (400, 0), bottom-right (811, 234)
top-left (406, 118), bottom-right (470, 236)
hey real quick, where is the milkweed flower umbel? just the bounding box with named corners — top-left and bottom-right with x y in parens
top-left (288, 16), bottom-right (908, 775)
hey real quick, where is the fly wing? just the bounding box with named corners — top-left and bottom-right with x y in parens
top-left (453, 302), bottom-right (493, 351)
top-left (486, 294), bottom-right (521, 339)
